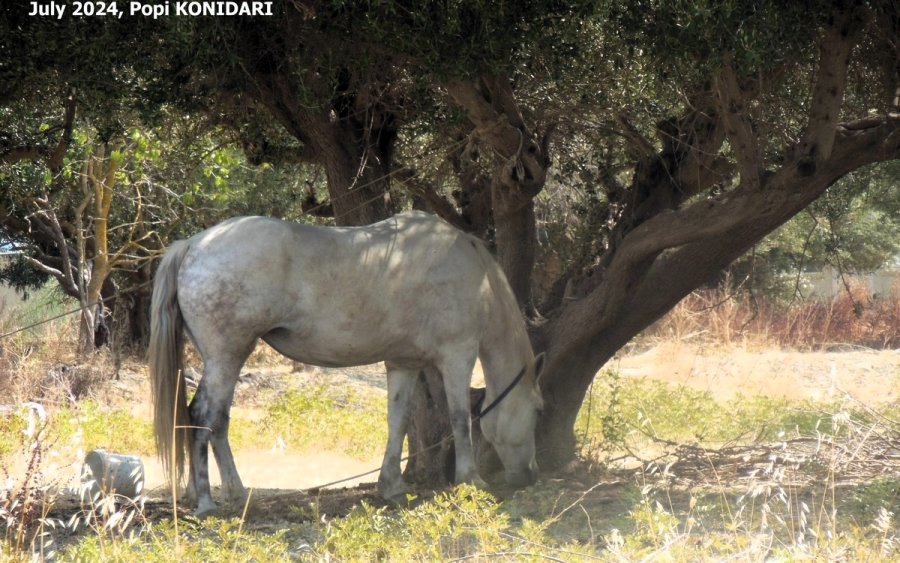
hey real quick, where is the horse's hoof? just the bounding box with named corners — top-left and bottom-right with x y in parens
top-left (379, 487), bottom-right (409, 504)
top-left (194, 499), bottom-right (219, 518)
top-left (378, 477), bottom-right (408, 503)
top-left (180, 491), bottom-right (197, 507)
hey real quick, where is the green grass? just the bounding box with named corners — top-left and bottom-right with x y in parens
top-left (57, 401), bottom-right (156, 456)
top-left (58, 518), bottom-right (292, 562)
top-left (320, 484), bottom-right (599, 561)
top-left (1, 383), bottom-right (386, 468)
top-left (10, 476), bottom-right (893, 562)
top-left (576, 371), bottom-right (854, 451)
top-left (250, 384), bottom-right (387, 460)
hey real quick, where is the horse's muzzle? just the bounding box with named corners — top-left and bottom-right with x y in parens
top-left (506, 464), bottom-right (538, 488)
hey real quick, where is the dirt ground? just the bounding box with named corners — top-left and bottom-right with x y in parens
top-left (613, 342), bottom-right (900, 404)
top-left (17, 343), bottom-right (900, 527)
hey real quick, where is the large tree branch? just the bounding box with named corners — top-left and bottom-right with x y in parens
top-left (545, 112), bottom-right (899, 352)
top-left (29, 198), bottom-right (79, 294)
top-left (446, 76), bottom-right (550, 311)
top-left (667, 89), bottom-right (728, 200)
top-left (627, 113), bottom-right (898, 275)
top-left (615, 114), bottom-right (657, 160)
top-left (446, 78), bottom-right (548, 197)
top-left (535, 114), bottom-right (900, 455)
top-left (482, 75), bottom-right (527, 131)
top-left (398, 169), bottom-right (467, 230)
top-left (798, 7), bottom-right (866, 171)
top-left (715, 54), bottom-right (762, 188)
top-left (597, 88), bottom-right (727, 266)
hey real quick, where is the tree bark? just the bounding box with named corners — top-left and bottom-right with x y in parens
top-left (315, 122), bottom-right (393, 226)
top-left (403, 368), bottom-right (455, 487)
top-left (492, 191), bottom-right (537, 310)
top-left (446, 76), bottom-right (551, 312)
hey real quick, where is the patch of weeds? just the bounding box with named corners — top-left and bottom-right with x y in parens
top-left (321, 484), bottom-right (595, 560)
top-left (0, 404), bottom-right (59, 559)
top-left (51, 400), bottom-right (155, 456)
top-left (254, 385), bottom-right (386, 459)
top-left (725, 394), bottom-right (827, 440)
top-left (595, 481), bottom-right (899, 561)
top-left (321, 501), bottom-right (397, 559)
top-left (577, 372), bottom-right (849, 451)
top-left (0, 412), bottom-right (27, 456)
top-left (841, 478), bottom-right (900, 526)
top-left (60, 517), bottom-right (293, 562)
top-left (621, 496), bottom-right (682, 554)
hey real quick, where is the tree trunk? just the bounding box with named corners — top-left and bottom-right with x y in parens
top-left (127, 286), bottom-right (152, 348)
top-left (107, 272), bottom-right (153, 353)
top-left (492, 191), bottom-right (537, 312)
top-left (403, 368), bottom-right (455, 487)
top-left (79, 261), bottom-right (109, 354)
top-left (446, 76), bottom-right (550, 313)
top-left (321, 139), bottom-right (392, 226)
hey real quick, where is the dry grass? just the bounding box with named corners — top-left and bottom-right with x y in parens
top-left (0, 307), bottom-right (119, 406)
top-left (648, 282), bottom-right (900, 350)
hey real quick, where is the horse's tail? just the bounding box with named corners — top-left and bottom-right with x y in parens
top-left (149, 239), bottom-right (192, 486)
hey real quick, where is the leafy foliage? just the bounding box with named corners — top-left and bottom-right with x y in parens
top-left (611, 0), bottom-right (829, 76)
top-left (732, 161), bottom-right (900, 296)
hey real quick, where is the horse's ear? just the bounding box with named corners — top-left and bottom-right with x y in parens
top-left (533, 352), bottom-right (546, 383)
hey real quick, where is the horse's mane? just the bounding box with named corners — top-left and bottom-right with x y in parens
top-left (466, 234), bottom-right (533, 364)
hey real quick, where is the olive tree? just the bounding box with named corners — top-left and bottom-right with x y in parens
top-left (3, 0), bottom-right (898, 477)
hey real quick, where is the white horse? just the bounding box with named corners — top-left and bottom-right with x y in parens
top-left (149, 210), bottom-right (544, 516)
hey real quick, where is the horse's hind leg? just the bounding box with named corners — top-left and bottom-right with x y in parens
top-left (378, 364), bottom-right (416, 501)
top-left (189, 356), bottom-right (247, 516)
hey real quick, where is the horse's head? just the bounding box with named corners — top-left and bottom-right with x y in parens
top-left (480, 352), bottom-right (545, 488)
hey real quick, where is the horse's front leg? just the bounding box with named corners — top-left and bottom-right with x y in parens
top-left (378, 365), bottom-right (416, 502)
top-left (437, 356), bottom-right (480, 485)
